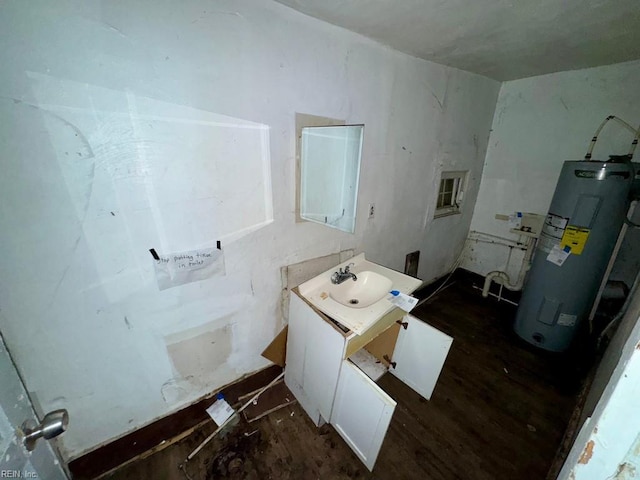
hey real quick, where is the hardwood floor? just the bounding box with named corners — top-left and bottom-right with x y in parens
top-left (106, 282), bottom-right (578, 480)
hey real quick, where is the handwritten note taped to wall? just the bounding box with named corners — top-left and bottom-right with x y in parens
top-left (154, 247), bottom-right (224, 290)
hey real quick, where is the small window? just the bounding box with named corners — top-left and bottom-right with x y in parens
top-left (435, 171), bottom-right (467, 218)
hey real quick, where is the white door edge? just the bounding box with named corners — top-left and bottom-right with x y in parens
top-left (330, 360), bottom-right (396, 471)
top-left (391, 314), bottom-right (453, 400)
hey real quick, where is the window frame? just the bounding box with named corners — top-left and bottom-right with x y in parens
top-left (434, 170), bottom-right (467, 218)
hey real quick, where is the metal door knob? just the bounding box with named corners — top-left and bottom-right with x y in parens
top-left (21, 409), bottom-right (69, 451)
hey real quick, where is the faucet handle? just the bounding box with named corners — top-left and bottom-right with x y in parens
top-left (344, 262), bottom-right (355, 273)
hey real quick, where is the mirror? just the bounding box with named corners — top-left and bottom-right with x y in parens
top-left (299, 125), bottom-right (364, 233)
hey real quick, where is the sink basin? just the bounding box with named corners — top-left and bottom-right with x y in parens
top-left (297, 253), bottom-right (423, 335)
top-left (329, 271), bottom-right (392, 308)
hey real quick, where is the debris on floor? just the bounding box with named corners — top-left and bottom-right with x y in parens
top-left (237, 379), bottom-right (296, 423)
top-left (205, 424), bottom-right (264, 480)
top-left (105, 281), bottom-right (579, 480)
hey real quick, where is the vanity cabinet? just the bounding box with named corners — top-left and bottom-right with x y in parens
top-left (284, 289), bottom-right (453, 471)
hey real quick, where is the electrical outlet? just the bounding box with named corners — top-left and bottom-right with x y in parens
top-left (368, 203), bottom-right (375, 219)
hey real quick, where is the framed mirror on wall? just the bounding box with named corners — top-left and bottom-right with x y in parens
top-left (296, 113), bottom-right (364, 234)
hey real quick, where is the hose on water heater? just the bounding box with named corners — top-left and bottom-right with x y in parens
top-left (585, 116), bottom-right (640, 227)
top-left (584, 115), bottom-right (640, 161)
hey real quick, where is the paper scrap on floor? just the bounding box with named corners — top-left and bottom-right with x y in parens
top-left (206, 396), bottom-right (235, 427)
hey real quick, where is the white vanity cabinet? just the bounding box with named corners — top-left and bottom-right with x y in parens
top-left (284, 289), bottom-right (453, 471)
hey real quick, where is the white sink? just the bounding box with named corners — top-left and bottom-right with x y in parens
top-left (329, 271), bottom-right (393, 308)
top-left (297, 253), bottom-right (423, 335)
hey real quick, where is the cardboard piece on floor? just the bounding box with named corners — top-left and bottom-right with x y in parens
top-left (238, 379), bottom-right (296, 423)
top-left (261, 326), bottom-right (288, 367)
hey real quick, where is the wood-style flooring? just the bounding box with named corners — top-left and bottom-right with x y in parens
top-left (106, 281), bottom-right (578, 480)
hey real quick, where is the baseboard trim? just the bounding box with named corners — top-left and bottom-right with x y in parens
top-left (68, 364), bottom-right (283, 479)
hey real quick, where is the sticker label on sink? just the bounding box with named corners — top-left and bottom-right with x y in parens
top-left (388, 292), bottom-right (418, 312)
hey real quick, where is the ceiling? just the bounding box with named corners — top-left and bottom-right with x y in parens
top-left (274, 0), bottom-right (640, 81)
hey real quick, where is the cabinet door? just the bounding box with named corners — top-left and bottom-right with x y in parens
top-left (285, 293), bottom-right (317, 422)
top-left (304, 300), bottom-right (346, 423)
top-left (330, 360), bottom-right (396, 471)
top-left (285, 293), bottom-right (345, 426)
top-left (391, 314), bottom-right (453, 400)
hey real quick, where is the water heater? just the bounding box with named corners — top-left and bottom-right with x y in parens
top-left (514, 160), bottom-right (636, 352)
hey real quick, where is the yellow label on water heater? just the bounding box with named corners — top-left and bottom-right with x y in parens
top-left (560, 226), bottom-right (590, 255)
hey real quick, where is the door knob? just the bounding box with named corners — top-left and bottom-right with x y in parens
top-left (21, 409), bottom-right (69, 451)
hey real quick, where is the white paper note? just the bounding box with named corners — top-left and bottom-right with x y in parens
top-left (546, 245), bottom-right (571, 266)
top-left (557, 313), bottom-right (577, 326)
top-left (508, 212), bottom-right (523, 228)
top-left (387, 291), bottom-right (419, 312)
top-left (206, 397), bottom-right (235, 426)
top-left (153, 247), bottom-right (224, 290)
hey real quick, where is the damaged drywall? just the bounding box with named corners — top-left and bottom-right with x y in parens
top-left (578, 440), bottom-right (595, 464)
top-left (165, 322), bottom-right (234, 395)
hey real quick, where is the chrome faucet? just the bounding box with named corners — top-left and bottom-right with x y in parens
top-left (331, 263), bottom-right (357, 284)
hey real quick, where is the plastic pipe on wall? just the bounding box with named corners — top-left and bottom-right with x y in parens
top-left (482, 236), bottom-right (535, 297)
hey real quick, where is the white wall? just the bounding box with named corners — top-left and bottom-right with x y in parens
top-left (464, 60), bottom-right (640, 280)
top-left (0, 0), bottom-right (499, 460)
